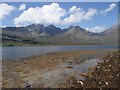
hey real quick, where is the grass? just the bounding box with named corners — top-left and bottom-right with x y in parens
top-left (2, 41), bottom-right (56, 46)
top-left (2, 36), bottom-right (56, 46)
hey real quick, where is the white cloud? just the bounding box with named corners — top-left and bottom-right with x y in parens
top-left (100, 3), bottom-right (116, 15)
top-left (19, 4), bottom-right (26, 11)
top-left (106, 3), bottom-right (116, 12)
top-left (86, 26), bottom-right (106, 33)
top-left (69, 6), bottom-right (82, 13)
top-left (14, 3), bottom-right (66, 26)
top-left (63, 8), bottom-right (97, 25)
top-left (0, 3), bottom-right (15, 20)
top-left (14, 3), bottom-right (97, 26)
top-left (0, 26), bottom-right (6, 28)
top-left (2, 26), bottom-right (6, 28)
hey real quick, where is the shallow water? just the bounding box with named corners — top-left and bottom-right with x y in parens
top-left (2, 45), bottom-right (118, 60)
top-left (59, 58), bottom-right (99, 77)
top-left (25, 58), bottom-right (100, 87)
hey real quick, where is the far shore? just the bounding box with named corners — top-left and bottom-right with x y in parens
top-left (2, 43), bottom-right (119, 47)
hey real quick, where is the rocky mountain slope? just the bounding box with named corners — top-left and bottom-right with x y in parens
top-left (1, 24), bottom-right (118, 45)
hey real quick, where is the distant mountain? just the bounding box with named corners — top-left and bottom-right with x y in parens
top-left (2, 27), bottom-right (32, 39)
top-left (37, 24), bottom-right (118, 45)
top-left (99, 24), bottom-right (118, 45)
top-left (26, 24), bottom-right (62, 37)
top-left (26, 24), bottom-right (45, 35)
top-left (1, 24), bottom-right (118, 45)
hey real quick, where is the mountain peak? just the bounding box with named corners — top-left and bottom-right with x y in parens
top-left (46, 24), bottom-right (57, 29)
top-left (26, 24), bottom-right (45, 34)
top-left (27, 24), bottom-right (44, 28)
top-left (48, 24), bottom-right (55, 27)
top-left (67, 25), bottom-right (83, 33)
top-left (68, 25), bottom-right (83, 30)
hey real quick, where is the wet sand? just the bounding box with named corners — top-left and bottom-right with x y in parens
top-left (2, 49), bottom-right (119, 88)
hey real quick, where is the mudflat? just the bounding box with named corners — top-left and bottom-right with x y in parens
top-left (2, 49), bottom-right (118, 88)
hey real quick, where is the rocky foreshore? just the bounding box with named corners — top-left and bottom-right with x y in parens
top-left (70, 51), bottom-right (120, 88)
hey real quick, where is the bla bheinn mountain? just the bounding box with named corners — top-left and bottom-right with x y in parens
top-left (2, 24), bottom-right (118, 46)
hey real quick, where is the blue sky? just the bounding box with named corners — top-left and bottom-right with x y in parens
top-left (1, 2), bottom-right (118, 32)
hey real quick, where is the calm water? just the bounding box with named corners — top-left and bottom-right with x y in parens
top-left (1, 45), bottom-right (118, 60)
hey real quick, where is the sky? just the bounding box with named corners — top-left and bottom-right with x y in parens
top-left (0, 2), bottom-right (118, 33)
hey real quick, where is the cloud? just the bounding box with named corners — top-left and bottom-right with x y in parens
top-left (86, 26), bottom-right (106, 33)
top-left (14, 3), bottom-right (97, 26)
top-left (63, 8), bottom-right (97, 24)
top-left (14, 3), bottom-right (66, 26)
top-left (100, 3), bottom-right (116, 15)
top-left (69, 6), bottom-right (82, 13)
top-left (0, 3), bottom-right (15, 20)
top-left (19, 4), bottom-right (26, 11)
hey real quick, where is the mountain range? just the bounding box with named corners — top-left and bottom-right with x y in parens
top-left (1, 24), bottom-right (119, 46)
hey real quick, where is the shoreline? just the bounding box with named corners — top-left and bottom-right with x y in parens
top-left (2, 44), bottom-right (119, 47)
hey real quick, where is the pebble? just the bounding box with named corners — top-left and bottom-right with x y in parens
top-left (77, 80), bottom-right (84, 86)
top-left (109, 75), bottom-right (113, 78)
top-left (106, 59), bottom-right (109, 62)
top-left (25, 83), bottom-right (31, 88)
top-left (66, 66), bottom-right (73, 68)
top-left (98, 81), bottom-right (101, 85)
top-left (105, 82), bottom-right (108, 85)
top-left (108, 69), bottom-right (110, 71)
top-left (104, 69), bottom-right (107, 72)
top-left (117, 73), bottom-right (119, 77)
top-left (109, 65), bottom-right (112, 67)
